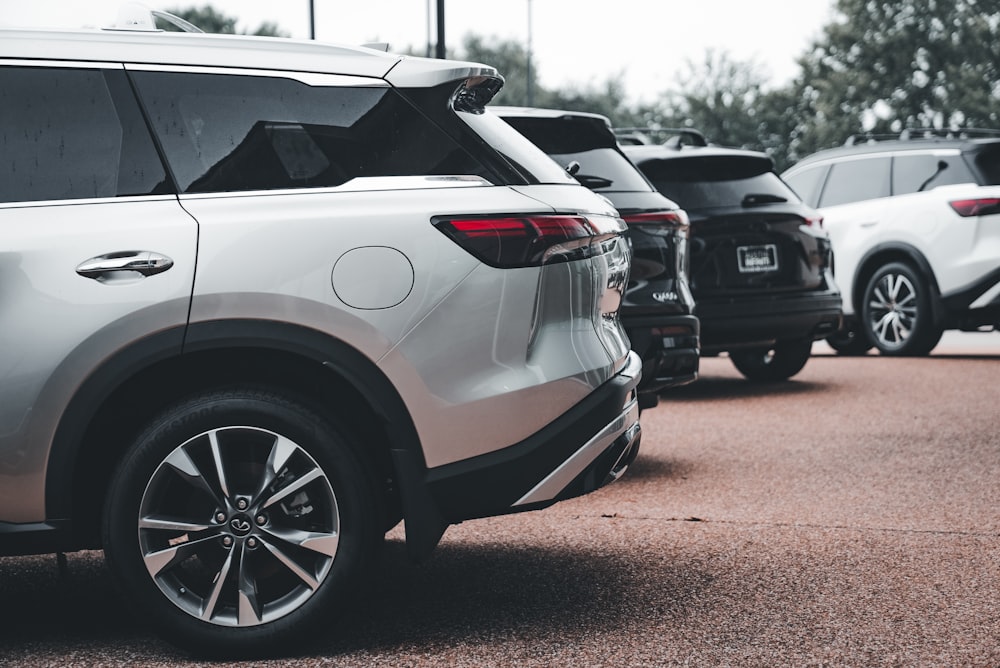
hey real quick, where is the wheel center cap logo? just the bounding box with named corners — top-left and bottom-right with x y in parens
top-left (230, 515), bottom-right (252, 536)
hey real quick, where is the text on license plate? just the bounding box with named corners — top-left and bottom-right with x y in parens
top-left (737, 244), bottom-right (779, 273)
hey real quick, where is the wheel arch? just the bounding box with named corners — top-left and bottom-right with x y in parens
top-left (46, 319), bottom-right (423, 551)
top-left (852, 242), bottom-right (943, 323)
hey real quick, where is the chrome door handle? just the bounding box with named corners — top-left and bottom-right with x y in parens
top-left (76, 251), bottom-right (174, 278)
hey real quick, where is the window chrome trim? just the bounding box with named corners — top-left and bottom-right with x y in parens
top-left (175, 176), bottom-right (491, 201)
top-left (0, 58), bottom-right (125, 70)
top-left (123, 63), bottom-right (388, 88)
top-left (0, 194), bottom-right (179, 209)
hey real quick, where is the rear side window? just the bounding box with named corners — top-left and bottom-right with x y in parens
top-left (892, 153), bottom-right (975, 194)
top-left (783, 165), bottom-right (828, 208)
top-left (640, 155), bottom-right (798, 210)
top-left (0, 67), bottom-right (168, 204)
top-left (130, 71), bottom-right (491, 193)
top-left (818, 157), bottom-right (890, 207)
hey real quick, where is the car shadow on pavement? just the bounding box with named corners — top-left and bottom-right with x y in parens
top-left (662, 376), bottom-right (827, 402)
top-left (0, 539), bottom-right (715, 662)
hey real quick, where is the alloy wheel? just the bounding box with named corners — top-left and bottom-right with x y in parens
top-left (138, 426), bottom-right (339, 627)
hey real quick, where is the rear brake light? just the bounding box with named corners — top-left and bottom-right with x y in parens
top-left (949, 198), bottom-right (1000, 217)
top-left (434, 214), bottom-right (625, 268)
top-left (621, 210), bottom-right (690, 236)
top-left (804, 215), bottom-right (824, 229)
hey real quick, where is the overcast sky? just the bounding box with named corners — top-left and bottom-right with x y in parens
top-left (2, 1), bottom-right (836, 103)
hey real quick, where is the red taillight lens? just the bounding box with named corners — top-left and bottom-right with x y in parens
top-left (804, 215), bottom-right (824, 229)
top-left (949, 198), bottom-right (1000, 217)
top-left (621, 209), bottom-right (690, 236)
top-left (435, 214), bottom-right (624, 268)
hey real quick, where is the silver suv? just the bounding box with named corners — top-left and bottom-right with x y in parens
top-left (0, 15), bottom-right (641, 657)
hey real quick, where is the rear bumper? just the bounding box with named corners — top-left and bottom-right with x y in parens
top-left (421, 351), bottom-right (642, 524)
top-left (624, 314), bottom-right (700, 396)
top-left (697, 291), bottom-right (842, 353)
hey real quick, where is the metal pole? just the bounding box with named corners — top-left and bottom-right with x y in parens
top-left (435, 0), bottom-right (446, 59)
top-left (308, 0), bottom-right (315, 39)
top-left (426, 0), bottom-right (432, 57)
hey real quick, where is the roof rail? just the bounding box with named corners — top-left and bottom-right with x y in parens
top-left (844, 128), bottom-right (1000, 145)
top-left (108, 3), bottom-right (204, 32)
top-left (613, 127), bottom-right (708, 148)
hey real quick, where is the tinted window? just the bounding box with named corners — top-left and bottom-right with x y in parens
top-left (783, 164), bottom-right (828, 208)
top-left (892, 153), bottom-right (975, 194)
top-left (972, 144), bottom-right (1000, 185)
top-left (818, 157), bottom-right (890, 207)
top-left (639, 155), bottom-right (798, 210)
top-left (0, 67), bottom-right (168, 204)
top-left (131, 71), bottom-right (492, 193)
top-left (499, 115), bottom-right (650, 191)
top-left (460, 111), bottom-right (577, 185)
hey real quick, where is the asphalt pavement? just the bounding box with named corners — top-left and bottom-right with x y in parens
top-left (1, 332), bottom-right (998, 666)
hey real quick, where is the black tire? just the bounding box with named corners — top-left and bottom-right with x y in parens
top-left (825, 321), bottom-right (873, 356)
top-left (103, 387), bottom-right (382, 658)
top-left (861, 261), bottom-right (943, 356)
top-left (729, 338), bottom-right (814, 382)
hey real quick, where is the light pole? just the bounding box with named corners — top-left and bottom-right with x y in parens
top-left (308, 0), bottom-right (315, 39)
top-left (435, 0), bottom-right (446, 59)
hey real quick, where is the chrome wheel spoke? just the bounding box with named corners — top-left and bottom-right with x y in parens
top-left (264, 525), bottom-right (339, 558)
top-left (253, 434), bottom-right (299, 504)
top-left (237, 547), bottom-right (264, 625)
top-left (201, 544), bottom-right (236, 621)
top-left (139, 514), bottom-right (218, 534)
top-left (259, 536), bottom-right (321, 590)
top-left (208, 430), bottom-right (232, 501)
top-left (163, 445), bottom-right (225, 507)
top-left (143, 532), bottom-right (220, 577)
top-left (261, 466), bottom-right (324, 509)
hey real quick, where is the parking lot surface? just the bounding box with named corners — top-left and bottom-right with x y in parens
top-left (1, 333), bottom-right (998, 667)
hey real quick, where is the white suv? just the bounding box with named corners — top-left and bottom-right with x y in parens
top-left (782, 132), bottom-right (1000, 355)
top-left (0, 13), bottom-right (641, 657)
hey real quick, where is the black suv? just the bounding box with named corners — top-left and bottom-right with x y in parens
top-left (495, 107), bottom-right (700, 403)
top-left (622, 130), bottom-right (842, 381)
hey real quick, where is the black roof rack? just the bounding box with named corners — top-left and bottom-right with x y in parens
top-left (844, 128), bottom-right (1000, 146)
top-left (613, 127), bottom-right (708, 148)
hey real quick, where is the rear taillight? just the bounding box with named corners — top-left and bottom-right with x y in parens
top-left (621, 209), bottom-right (690, 236)
top-left (434, 214), bottom-right (625, 268)
top-left (949, 198), bottom-right (1000, 217)
top-left (804, 214), bottom-right (824, 229)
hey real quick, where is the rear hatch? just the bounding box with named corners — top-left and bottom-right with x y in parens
top-left (637, 152), bottom-right (831, 298)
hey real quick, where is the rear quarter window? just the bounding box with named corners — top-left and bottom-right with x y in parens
top-left (891, 153), bottom-right (974, 194)
top-left (130, 70), bottom-right (492, 193)
top-left (818, 157), bottom-right (890, 207)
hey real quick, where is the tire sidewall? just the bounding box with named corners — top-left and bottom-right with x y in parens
top-left (102, 388), bottom-right (379, 658)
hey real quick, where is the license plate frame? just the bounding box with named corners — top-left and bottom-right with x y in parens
top-left (737, 244), bottom-right (779, 273)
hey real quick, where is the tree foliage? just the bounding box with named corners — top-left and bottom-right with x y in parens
top-left (164, 6), bottom-right (288, 36)
top-left (791, 0), bottom-right (1000, 159)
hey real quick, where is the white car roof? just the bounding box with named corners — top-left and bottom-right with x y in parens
top-left (0, 26), bottom-right (498, 88)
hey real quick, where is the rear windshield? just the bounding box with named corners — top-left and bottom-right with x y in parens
top-left (500, 115), bottom-right (652, 191)
top-left (459, 111), bottom-right (578, 185)
top-left (973, 144), bottom-right (1000, 185)
top-left (639, 155), bottom-right (799, 210)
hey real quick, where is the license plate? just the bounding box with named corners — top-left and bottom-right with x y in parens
top-left (737, 244), bottom-right (778, 273)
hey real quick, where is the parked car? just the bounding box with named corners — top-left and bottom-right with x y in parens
top-left (782, 130), bottom-right (1000, 355)
top-left (494, 107), bottom-right (699, 404)
top-left (0, 12), bottom-right (643, 657)
top-left (622, 131), bottom-right (842, 381)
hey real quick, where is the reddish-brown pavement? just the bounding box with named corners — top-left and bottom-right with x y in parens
top-left (1, 333), bottom-right (998, 666)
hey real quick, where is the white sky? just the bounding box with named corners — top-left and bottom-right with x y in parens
top-left (2, 1), bottom-right (836, 103)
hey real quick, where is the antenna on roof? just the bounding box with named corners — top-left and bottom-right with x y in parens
top-left (107, 3), bottom-right (204, 32)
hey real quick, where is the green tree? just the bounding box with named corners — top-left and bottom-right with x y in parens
top-left (163, 6), bottom-right (288, 36)
top-left (791, 0), bottom-right (1000, 160)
